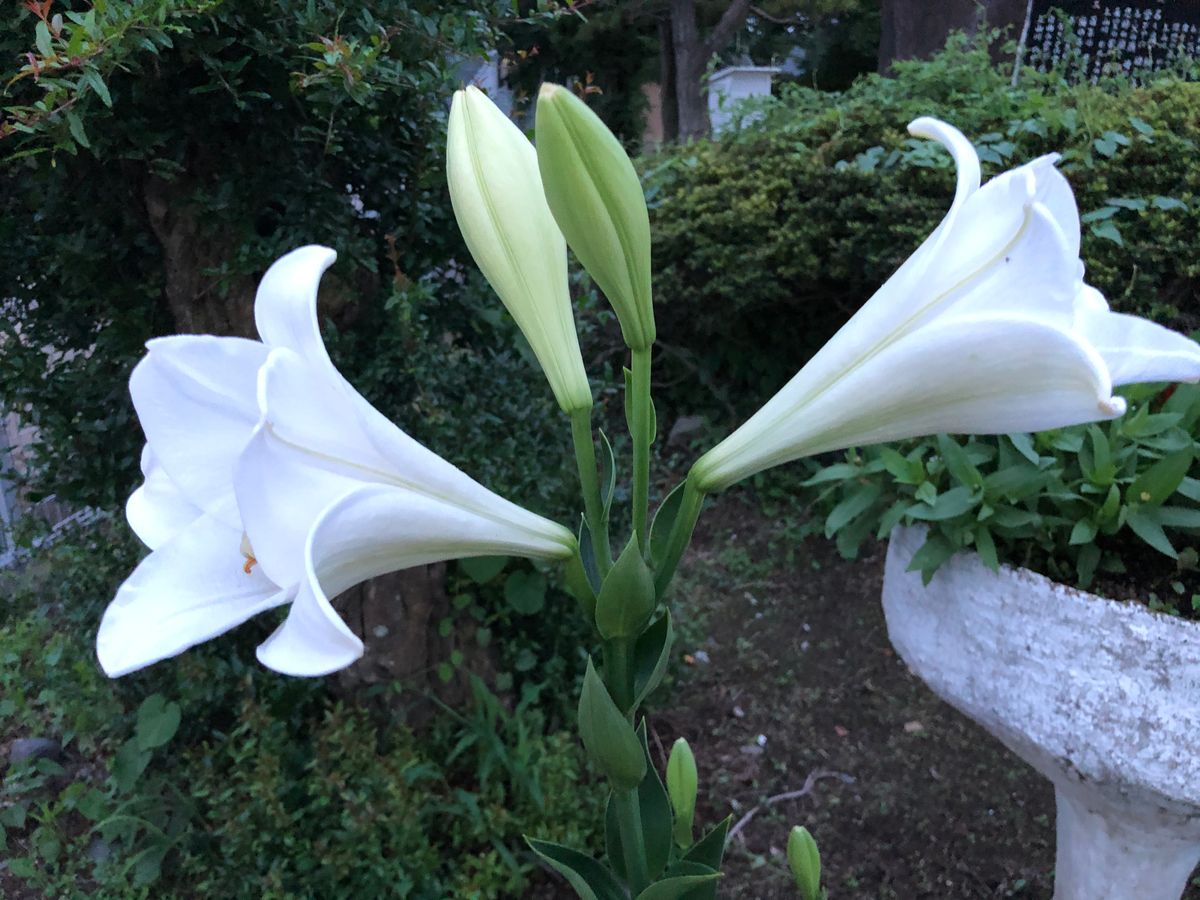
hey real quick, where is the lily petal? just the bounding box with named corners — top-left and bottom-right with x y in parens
top-left (1073, 287), bottom-right (1200, 385)
top-left (130, 335), bottom-right (268, 527)
top-left (256, 484), bottom-right (576, 676)
top-left (247, 346), bottom-right (575, 570)
top-left (98, 515), bottom-right (291, 677)
top-left (695, 317), bottom-right (1119, 490)
top-left (234, 423), bottom-right (363, 589)
top-left (126, 445), bottom-right (203, 550)
top-left (253, 245), bottom-right (338, 369)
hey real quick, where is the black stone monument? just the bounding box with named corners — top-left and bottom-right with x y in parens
top-left (1028, 1), bottom-right (1200, 82)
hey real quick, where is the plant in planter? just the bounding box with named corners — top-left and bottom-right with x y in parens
top-left (809, 382), bottom-right (1200, 899)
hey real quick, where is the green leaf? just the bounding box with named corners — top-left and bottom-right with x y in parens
top-left (1086, 425), bottom-right (1115, 485)
top-left (1076, 543), bottom-right (1101, 587)
top-left (578, 658), bottom-right (646, 789)
top-left (635, 863), bottom-right (721, 900)
top-left (1127, 449), bottom-right (1193, 507)
top-left (8, 857), bottom-right (36, 879)
top-left (680, 817), bottom-right (731, 900)
top-left (35, 20), bottom-right (52, 56)
top-left (579, 516), bottom-right (602, 594)
top-left (112, 739), bottom-right (151, 793)
top-left (505, 570), bottom-right (547, 616)
top-left (824, 483), bottom-right (881, 537)
top-left (1006, 433), bottom-right (1039, 465)
top-left (82, 70), bottom-right (112, 108)
top-left (565, 553), bottom-right (597, 620)
top-left (606, 722), bottom-right (673, 881)
top-left (459, 556), bottom-right (507, 584)
top-left (631, 611), bottom-right (673, 710)
top-left (973, 526), bottom-right (998, 571)
top-left (1106, 196), bottom-right (1146, 211)
top-left (1069, 519), bottom-right (1097, 546)
top-left (527, 838), bottom-right (627, 900)
top-left (906, 533), bottom-right (957, 584)
top-left (801, 463), bottom-right (861, 486)
top-left (135, 694), bottom-right (181, 751)
top-left (1152, 195), bottom-right (1188, 212)
top-left (649, 482), bottom-right (687, 567)
top-left (1128, 115), bottom-right (1154, 136)
top-left (1089, 220), bottom-right (1123, 246)
top-left (595, 535), bottom-right (655, 641)
top-left (1126, 509), bottom-right (1177, 558)
top-left (903, 486), bottom-right (977, 521)
top-left (65, 109), bottom-right (90, 149)
top-left (599, 430), bottom-right (617, 520)
top-left (1153, 507), bottom-right (1200, 529)
top-left (879, 447), bottom-right (923, 484)
top-left (937, 434), bottom-right (982, 489)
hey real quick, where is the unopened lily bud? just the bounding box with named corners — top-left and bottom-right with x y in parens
top-left (535, 83), bottom-right (655, 351)
top-left (667, 737), bottom-right (698, 848)
top-left (787, 826), bottom-right (822, 900)
top-left (447, 86), bottom-right (592, 413)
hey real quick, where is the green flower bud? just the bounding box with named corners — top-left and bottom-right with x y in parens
top-left (447, 86), bottom-right (592, 413)
top-left (666, 737), bottom-right (698, 848)
top-left (787, 826), bottom-right (822, 900)
top-left (535, 83), bottom-right (655, 351)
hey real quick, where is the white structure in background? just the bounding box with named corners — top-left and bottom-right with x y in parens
top-left (707, 65), bottom-right (780, 134)
top-left (466, 51), bottom-right (514, 116)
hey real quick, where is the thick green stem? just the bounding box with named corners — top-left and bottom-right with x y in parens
top-left (630, 346), bottom-right (653, 552)
top-left (613, 786), bottom-right (651, 894)
top-left (653, 477), bottom-right (705, 598)
top-left (570, 407), bottom-right (612, 574)
top-left (603, 637), bottom-right (635, 714)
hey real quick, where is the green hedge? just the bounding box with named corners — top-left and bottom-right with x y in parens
top-left (645, 40), bottom-right (1200, 410)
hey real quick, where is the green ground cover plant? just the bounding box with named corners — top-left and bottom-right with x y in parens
top-left (804, 378), bottom-right (1200, 616)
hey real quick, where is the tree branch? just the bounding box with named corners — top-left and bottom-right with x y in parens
top-left (704, 0), bottom-right (755, 58)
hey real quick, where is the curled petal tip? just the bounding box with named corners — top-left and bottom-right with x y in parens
top-left (1099, 396), bottom-right (1127, 417)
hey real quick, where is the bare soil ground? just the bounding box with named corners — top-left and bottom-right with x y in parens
top-left (656, 492), bottom-right (1200, 900)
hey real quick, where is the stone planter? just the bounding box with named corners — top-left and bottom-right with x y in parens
top-left (881, 525), bottom-right (1200, 900)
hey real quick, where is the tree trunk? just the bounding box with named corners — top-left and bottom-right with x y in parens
top-left (878, 0), bottom-right (1028, 72)
top-left (669, 0), bottom-right (708, 140)
top-left (657, 14), bottom-right (679, 142)
top-left (332, 564), bottom-right (497, 725)
top-left (666, 0), bottom-right (756, 141)
top-left (143, 175), bottom-right (258, 337)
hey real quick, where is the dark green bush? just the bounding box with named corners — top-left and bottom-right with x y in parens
top-left (645, 39), bottom-right (1200, 412)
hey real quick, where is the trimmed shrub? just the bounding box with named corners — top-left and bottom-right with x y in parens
top-left (645, 39), bottom-right (1200, 411)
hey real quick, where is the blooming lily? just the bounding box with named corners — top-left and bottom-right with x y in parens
top-left (99, 246), bottom-right (575, 678)
top-left (447, 85), bottom-right (592, 413)
top-left (691, 117), bottom-right (1200, 493)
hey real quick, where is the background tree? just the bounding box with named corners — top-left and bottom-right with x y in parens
top-left (877, 0), bottom-right (1026, 71)
top-left (505, 0), bottom-right (879, 144)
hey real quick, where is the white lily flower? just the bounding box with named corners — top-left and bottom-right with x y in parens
top-left (692, 117), bottom-right (1200, 493)
top-left (99, 246), bottom-right (575, 678)
top-left (447, 85), bottom-right (593, 413)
